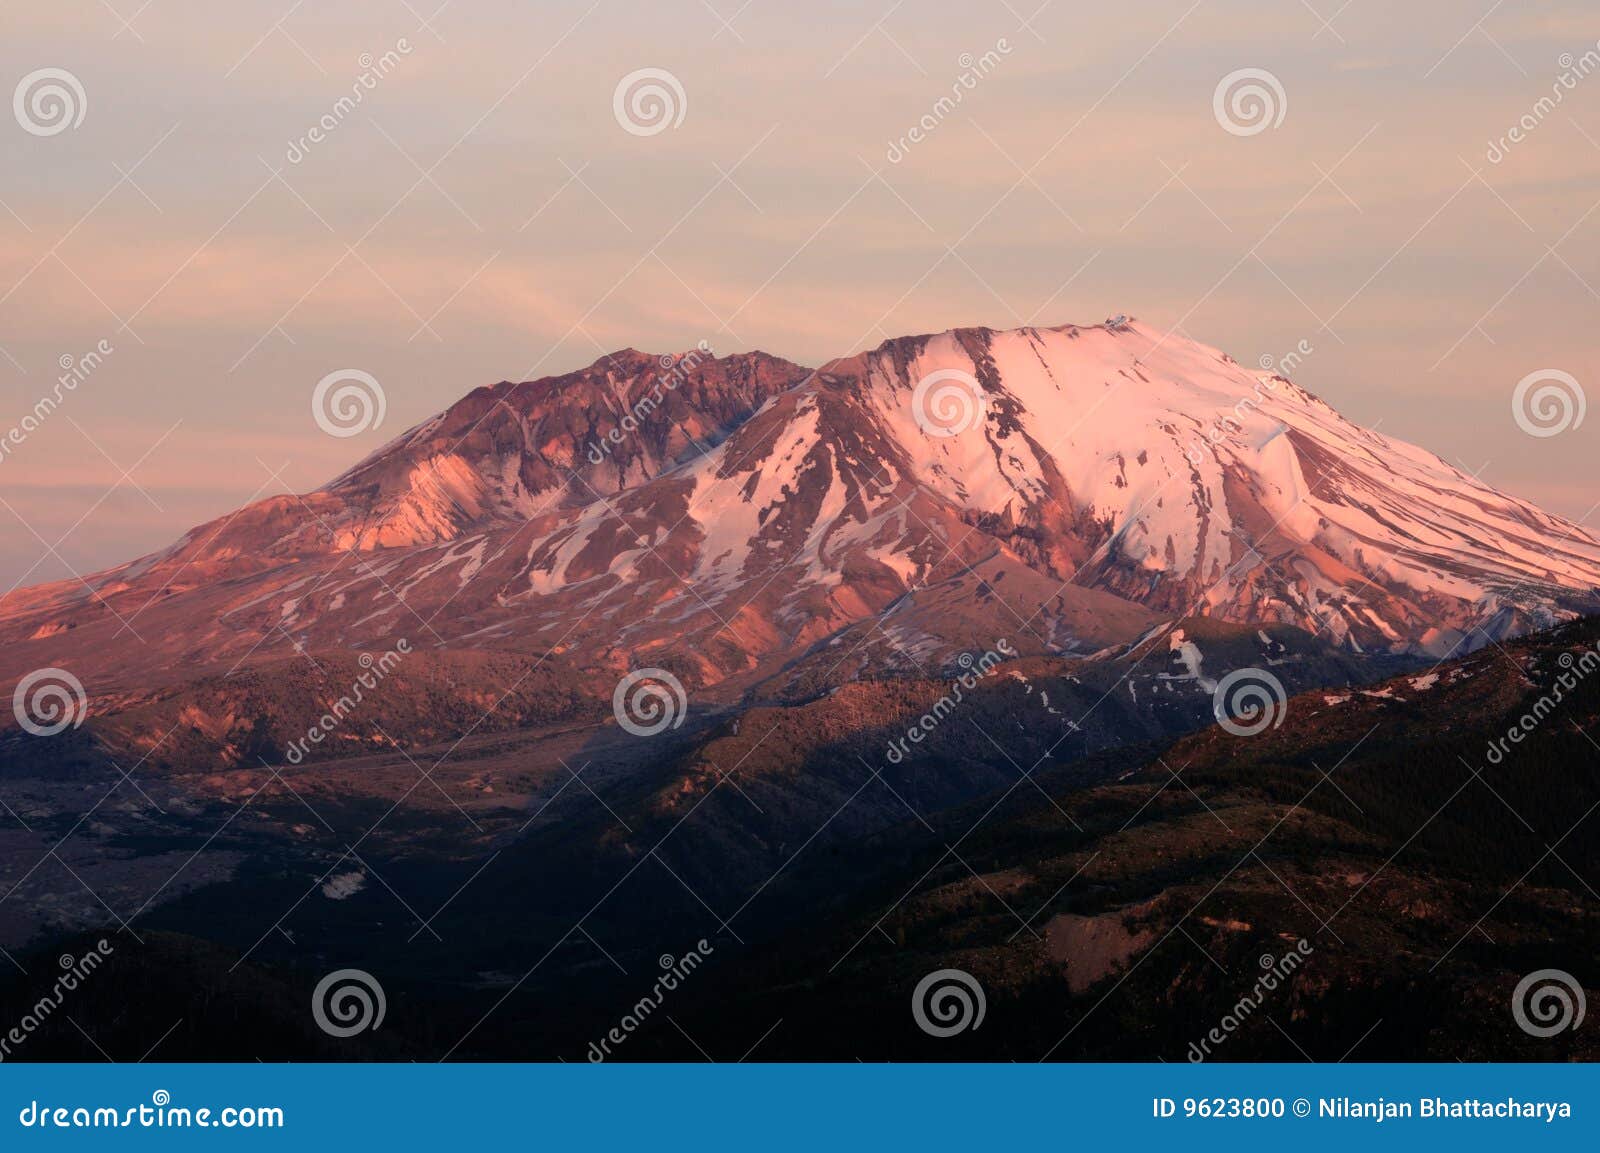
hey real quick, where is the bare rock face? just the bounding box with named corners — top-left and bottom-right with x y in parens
top-left (3, 319), bottom-right (1598, 702)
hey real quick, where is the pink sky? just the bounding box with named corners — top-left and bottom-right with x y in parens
top-left (1, 0), bottom-right (1596, 589)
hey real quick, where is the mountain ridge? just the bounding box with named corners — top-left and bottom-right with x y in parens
top-left (2, 318), bottom-right (1597, 703)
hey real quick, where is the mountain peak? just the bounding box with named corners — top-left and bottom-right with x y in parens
top-left (2, 318), bottom-right (1597, 696)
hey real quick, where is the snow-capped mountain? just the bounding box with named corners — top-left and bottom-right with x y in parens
top-left (843, 321), bottom-right (1600, 654)
top-left (3, 319), bottom-right (1597, 698)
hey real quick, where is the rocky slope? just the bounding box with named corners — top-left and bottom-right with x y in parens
top-left (2, 319), bottom-right (1597, 709)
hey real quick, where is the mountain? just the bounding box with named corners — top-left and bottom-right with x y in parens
top-left (660, 615), bottom-right (1600, 1062)
top-left (6, 608), bottom-right (1595, 1061)
top-left (3, 319), bottom-right (1597, 711)
top-left (1, 316), bottom-right (1596, 1061)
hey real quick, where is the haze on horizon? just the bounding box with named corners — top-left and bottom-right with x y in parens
top-left (1, 0), bottom-right (1597, 591)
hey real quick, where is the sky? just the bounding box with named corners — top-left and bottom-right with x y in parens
top-left (1, 0), bottom-right (1597, 590)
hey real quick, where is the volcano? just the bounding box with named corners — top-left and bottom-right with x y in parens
top-left (4, 318), bottom-right (1596, 705)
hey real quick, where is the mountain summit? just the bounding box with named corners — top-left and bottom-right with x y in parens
top-left (4, 319), bottom-right (1598, 695)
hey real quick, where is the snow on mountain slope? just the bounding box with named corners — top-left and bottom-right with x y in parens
top-left (841, 321), bottom-right (1600, 654)
top-left (318, 347), bottom-right (814, 549)
top-left (2, 319), bottom-right (1596, 701)
top-left (86, 347), bottom-right (814, 579)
